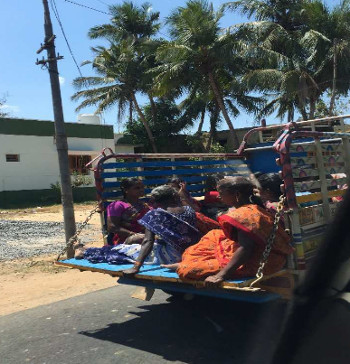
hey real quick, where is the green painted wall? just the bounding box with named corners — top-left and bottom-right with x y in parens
top-left (0, 187), bottom-right (97, 209)
top-left (0, 118), bottom-right (114, 139)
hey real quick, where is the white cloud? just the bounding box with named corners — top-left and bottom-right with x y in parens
top-left (59, 76), bottom-right (65, 85)
top-left (0, 104), bottom-right (20, 113)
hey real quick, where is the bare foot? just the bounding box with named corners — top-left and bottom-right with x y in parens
top-left (122, 267), bottom-right (140, 276)
top-left (161, 263), bottom-right (179, 271)
top-left (73, 242), bottom-right (85, 259)
top-left (74, 247), bottom-right (86, 259)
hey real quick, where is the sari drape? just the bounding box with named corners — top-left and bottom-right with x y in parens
top-left (177, 204), bottom-right (293, 280)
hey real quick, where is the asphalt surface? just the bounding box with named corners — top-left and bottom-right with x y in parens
top-left (0, 284), bottom-right (287, 364)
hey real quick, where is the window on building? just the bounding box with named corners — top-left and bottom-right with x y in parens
top-left (69, 155), bottom-right (92, 175)
top-left (6, 154), bottom-right (20, 162)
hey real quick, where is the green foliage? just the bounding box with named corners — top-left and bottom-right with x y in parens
top-left (125, 99), bottom-right (193, 151)
top-left (72, 0), bottom-right (350, 146)
top-left (209, 142), bottom-right (226, 153)
top-left (50, 181), bottom-right (61, 192)
top-left (153, 0), bottom-right (262, 138)
top-left (88, 2), bottom-right (160, 43)
top-left (50, 182), bottom-right (62, 204)
top-left (50, 173), bottom-right (93, 203)
top-left (227, 0), bottom-right (350, 121)
top-left (71, 172), bottom-right (93, 187)
top-left (185, 135), bottom-right (227, 153)
top-left (72, 1), bottom-right (160, 151)
top-left (314, 95), bottom-right (348, 118)
top-left (185, 134), bottom-right (206, 153)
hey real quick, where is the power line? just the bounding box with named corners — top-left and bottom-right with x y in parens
top-left (63, 0), bottom-right (111, 15)
top-left (50, 0), bottom-right (83, 77)
top-left (95, 0), bottom-right (110, 7)
top-left (63, 0), bottom-right (171, 40)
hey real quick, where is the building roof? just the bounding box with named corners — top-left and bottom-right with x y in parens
top-left (0, 117), bottom-right (114, 139)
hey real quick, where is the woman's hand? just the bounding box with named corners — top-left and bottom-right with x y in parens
top-left (179, 181), bottom-right (188, 195)
top-left (204, 274), bottom-right (225, 287)
top-left (122, 266), bottom-right (140, 276)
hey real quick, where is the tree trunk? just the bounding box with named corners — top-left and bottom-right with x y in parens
top-left (206, 130), bottom-right (213, 152)
top-left (148, 93), bottom-right (157, 122)
top-left (197, 108), bottom-right (205, 133)
top-left (131, 92), bottom-right (158, 153)
top-left (329, 39), bottom-right (338, 116)
top-left (309, 98), bottom-right (316, 120)
top-left (206, 107), bottom-right (219, 152)
top-left (208, 72), bottom-right (239, 149)
top-left (299, 106), bottom-right (308, 121)
top-left (129, 100), bottom-right (133, 123)
top-left (287, 107), bottom-right (294, 123)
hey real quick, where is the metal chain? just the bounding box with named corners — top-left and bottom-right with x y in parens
top-left (56, 204), bottom-right (100, 261)
top-left (249, 195), bottom-right (286, 288)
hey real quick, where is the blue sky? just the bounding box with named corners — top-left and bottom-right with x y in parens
top-left (0, 0), bottom-right (340, 133)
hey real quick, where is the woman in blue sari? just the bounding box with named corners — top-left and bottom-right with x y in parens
top-left (121, 185), bottom-right (200, 275)
top-left (84, 186), bottom-right (200, 272)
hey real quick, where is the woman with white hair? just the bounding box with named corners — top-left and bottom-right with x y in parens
top-left (119, 185), bottom-right (200, 274)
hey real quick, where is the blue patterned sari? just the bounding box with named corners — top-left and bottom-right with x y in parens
top-left (85, 207), bottom-right (200, 265)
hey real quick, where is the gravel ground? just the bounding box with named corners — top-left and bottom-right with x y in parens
top-left (0, 220), bottom-right (97, 261)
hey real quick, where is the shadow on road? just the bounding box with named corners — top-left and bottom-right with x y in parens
top-left (80, 295), bottom-right (287, 364)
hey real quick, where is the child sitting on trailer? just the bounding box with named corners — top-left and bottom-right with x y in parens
top-left (254, 172), bottom-right (283, 213)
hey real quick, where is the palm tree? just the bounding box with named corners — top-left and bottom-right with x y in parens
top-left (173, 65), bottom-right (262, 150)
top-left (89, 1), bottom-right (162, 122)
top-left (153, 0), bottom-right (253, 148)
top-left (71, 1), bottom-right (161, 152)
top-left (72, 43), bottom-right (158, 152)
top-left (89, 1), bottom-right (160, 44)
top-left (225, 0), bottom-right (350, 120)
top-left (301, 0), bottom-right (350, 115)
top-left (224, 0), bottom-right (305, 30)
top-left (224, 0), bottom-right (312, 120)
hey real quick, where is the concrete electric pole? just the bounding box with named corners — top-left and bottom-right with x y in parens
top-left (37, 0), bottom-right (76, 258)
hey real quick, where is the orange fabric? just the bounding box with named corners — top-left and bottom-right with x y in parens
top-left (177, 204), bottom-right (292, 280)
top-left (195, 212), bottom-right (220, 236)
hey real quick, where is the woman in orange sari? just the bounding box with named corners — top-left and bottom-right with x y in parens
top-left (162, 177), bottom-right (293, 286)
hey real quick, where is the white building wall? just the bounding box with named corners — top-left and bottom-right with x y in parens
top-left (115, 145), bottom-right (136, 153)
top-left (0, 134), bottom-right (114, 192)
top-left (114, 133), bottom-right (137, 154)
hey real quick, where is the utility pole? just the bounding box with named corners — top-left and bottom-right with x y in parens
top-left (37, 0), bottom-right (76, 258)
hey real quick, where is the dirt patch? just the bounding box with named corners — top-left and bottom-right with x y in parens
top-left (0, 270), bottom-right (117, 316)
top-left (0, 203), bottom-right (117, 316)
top-left (0, 203), bottom-right (101, 224)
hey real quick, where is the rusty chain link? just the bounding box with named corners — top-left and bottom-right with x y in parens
top-left (56, 204), bottom-right (100, 261)
top-left (249, 194), bottom-right (286, 288)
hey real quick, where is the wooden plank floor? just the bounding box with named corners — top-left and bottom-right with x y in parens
top-left (56, 259), bottom-right (281, 303)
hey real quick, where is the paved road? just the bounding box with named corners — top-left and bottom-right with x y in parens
top-left (0, 284), bottom-right (287, 364)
